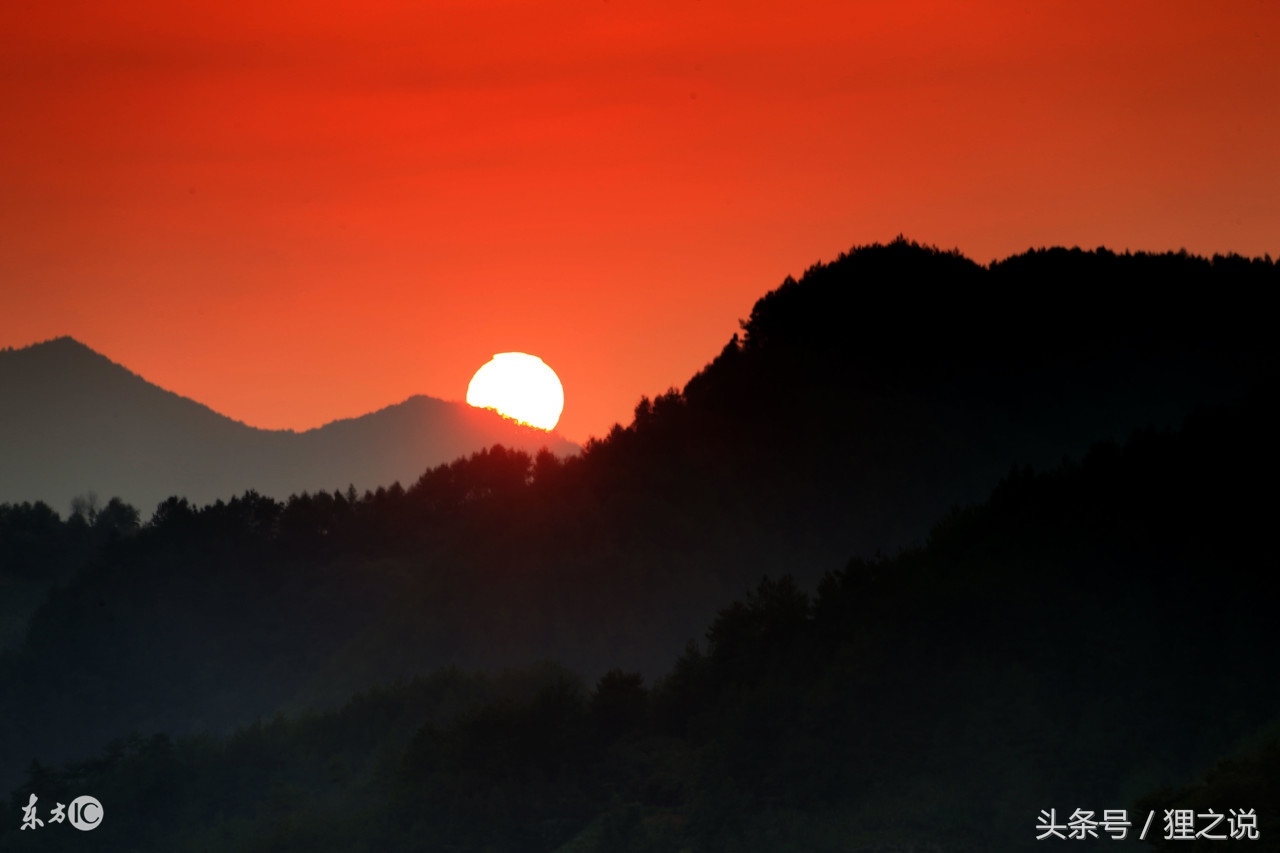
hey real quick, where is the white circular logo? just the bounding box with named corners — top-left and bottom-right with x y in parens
top-left (68, 796), bottom-right (103, 831)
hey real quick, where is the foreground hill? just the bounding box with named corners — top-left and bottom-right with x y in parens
top-left (0, 337), bottom-right (579, 513)
top-left (0, 240), bottom-right (1274, 792)
top-left (3, 383), bottom-right (1276, 852)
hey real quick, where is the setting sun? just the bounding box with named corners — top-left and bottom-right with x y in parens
top-left (466, 352), bottom-right (565, 430)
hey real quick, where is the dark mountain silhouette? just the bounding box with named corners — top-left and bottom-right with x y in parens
top-left (0, 337), bottom-right (579, 514)
top-left (0, 239), bottom-right (1275, 811)
top-left (3, 382), bottom-right (1276, 853)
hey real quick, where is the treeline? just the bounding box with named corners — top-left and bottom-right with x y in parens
top-left (1, 445), bottom-right (561, 562)
top-left (3, 384), bottom-right (1278, 852)
top-left (0, 498), bottom-right (141, 651)
top-left (0, 497), bottom-right (139, 578)
top-left (5, 239), bottom-right (1276, 563)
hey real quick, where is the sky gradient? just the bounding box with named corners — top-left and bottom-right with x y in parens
top-left (3, 0), bottom-right (1277, 442)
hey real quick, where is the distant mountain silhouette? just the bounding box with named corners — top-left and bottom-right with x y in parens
top-left (0, 337), bottom-right (579, 515)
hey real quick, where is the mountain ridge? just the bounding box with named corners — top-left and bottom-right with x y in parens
top-left (0, 336), bottom-right (579, 514)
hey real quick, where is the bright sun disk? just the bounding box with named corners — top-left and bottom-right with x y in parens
top-left (466, 353), bottom-right (564, 430)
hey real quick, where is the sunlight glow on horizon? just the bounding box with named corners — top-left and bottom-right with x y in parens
top-left (2, 1), bottom-right (1277, 442)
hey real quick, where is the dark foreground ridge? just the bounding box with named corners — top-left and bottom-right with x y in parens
top-left (2, 383), bottom-right (1277, 852)
top-left (0, 239), bottom-right (1276, 848)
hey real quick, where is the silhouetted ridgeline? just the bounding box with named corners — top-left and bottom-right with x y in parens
top-left (0, 336), bottom-right (579, 513)
top-left (2, 384), bottom-right (1276, 852)
top-left (0, 240), bottom-right (1276, 842)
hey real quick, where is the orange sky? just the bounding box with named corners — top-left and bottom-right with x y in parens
top-left (3, 0), bottom-right (1277, 443)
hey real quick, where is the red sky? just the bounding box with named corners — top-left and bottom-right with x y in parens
top-left (3, 0), bottom-right (1277, 443)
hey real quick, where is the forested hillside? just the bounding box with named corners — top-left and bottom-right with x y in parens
top-left (3, 382), bottom-right (1276, 852)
